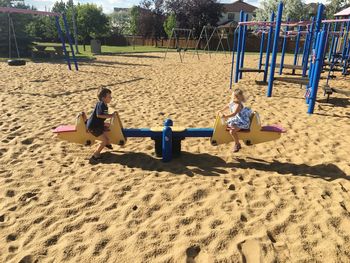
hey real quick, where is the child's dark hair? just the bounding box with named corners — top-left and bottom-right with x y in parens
top-left (97, 87), bottom-right (111, 101)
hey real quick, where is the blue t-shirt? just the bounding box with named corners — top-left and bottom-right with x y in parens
top-left (87, 101), bottom-right (108, 130)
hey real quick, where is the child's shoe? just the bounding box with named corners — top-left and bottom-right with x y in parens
top-left (106, 144), bottom-right (113, 150)
top-left (233, 143), bottom-right (241, 153)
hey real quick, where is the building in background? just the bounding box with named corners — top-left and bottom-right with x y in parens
top-left (218, 0), bottom-right (257, 26)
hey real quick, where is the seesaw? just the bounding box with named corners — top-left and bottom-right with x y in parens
top-left (53, 112), bottom-right (286, 162)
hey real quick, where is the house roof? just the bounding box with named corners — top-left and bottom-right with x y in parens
top-left (334, 7), bottom-right (350, 17)
top-left (113, 7), bottom-right (129, 12)
top-left (221, 0), bottom-right (257, 13)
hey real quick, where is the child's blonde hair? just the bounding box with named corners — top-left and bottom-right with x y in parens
top-left (234, 88), bottom-right (244, 97)
top-left (231, 88), bottom-right (244, 102)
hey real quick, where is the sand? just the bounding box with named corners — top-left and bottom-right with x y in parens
top-left (0, 52), bottom-right (349, 263)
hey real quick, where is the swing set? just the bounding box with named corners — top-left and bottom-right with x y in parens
top-left (193, 25), bottom-right (231, 59)
top-left (0, 7), bottom-right (78, 70)
top-left (164, 28), bottom-right (195, 62)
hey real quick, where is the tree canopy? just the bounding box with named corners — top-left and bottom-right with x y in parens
top-left (165, 0), bottom-right (222, 37)
top-left (326, 0), bottom-right (350, 18)
top-left (255, 0), bottom-right (312, 21)
top-left (109, 9), bottom-right (131, 35)
top-left (163, 13), bottom-right (176, 38)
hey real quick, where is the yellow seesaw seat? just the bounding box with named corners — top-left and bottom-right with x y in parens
top-left (210, 112), bottom-right (286, 146)
top-left (53, 112), bottom-right (126, 146)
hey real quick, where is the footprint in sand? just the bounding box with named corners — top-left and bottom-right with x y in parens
top-left (0, 148), bottom-right (8, 156)
top-left (6, 233), bottom-right (17, 242)
top-left (18, 255), bottom-right (33, 263)
top-left (186, 245), bottom-right (201, 263)
top-left (21, 138), bottom-right (34, 145)
top-left (19, 192), bottom-right (38, 203)
top-left (238, 239), bottom-right (261, 263)
top-left (6, 190), bottom-right (15, 197)
top-left (240, 213), bottom-right (248, 223)
top-left (228, 184), bottom-right (236, 191)
top-left (10, 126), bottom-right (21, 132)
top-left (8, 245), bottom-right (18, 253)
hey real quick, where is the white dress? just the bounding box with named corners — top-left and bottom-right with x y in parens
top-left (226, 102), bottom-right (252, 129)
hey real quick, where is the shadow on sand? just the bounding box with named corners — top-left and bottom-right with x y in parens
top-left (89, 152), bottom-right (348, 181)
top-left (7, 77), bottom-right (146, 98)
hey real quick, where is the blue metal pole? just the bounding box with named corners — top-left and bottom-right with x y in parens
top-left (309, 4), bottom-right (324, 78)
top-left (307, 3), bottom-right (324, 80)
top-left (292, 25), bottom-right (301, 75)
top-left (263, 11), bottom-right (275, 83)
top-left (234, 11), bottom-right (244, 83)
top-left (279, 18), bottom-right (289, 75)
top-left (55, 16), bottom-right (71, 70)
top-left (308, 31), bottom-right (326, 114)
top-left (258, 31), bottom-right (265, 70)
top-left (162, 125), bottom-right (172, 162)
top-left (328, 22), bottom-right (337, 62)
top-left (307, 32), bottom-right (320, 104)
top-left (341, 20), bottom-right (350, 71)
top-left (323, 23), bottom-right (331, 59)
top-left (343, 37), bottom-right (350, 74)
top-left (332, 36), bottom-right (340, 60)
top-left (267, 2), bottom-right (283, 97)
top-left (239, 13), bottom-right (249, 79)
top-left (62, 14), bottom-right (79, 71)
top-left (313, 4), bottom-right (324, 49)
top-left (302, 17), bottom-right (315, 77)
top-left (229, 28), bottom-right (238, 89)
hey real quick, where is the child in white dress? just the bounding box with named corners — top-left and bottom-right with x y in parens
top-left (218, 89), bottom-right (252, 152)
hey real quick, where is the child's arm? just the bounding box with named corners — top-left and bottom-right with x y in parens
top-left (223, 104), bottom-right (242, 118)
top-left (218, 104), bottom-right (230, 115)
top-left (97, 112), bottom-right (116, 119)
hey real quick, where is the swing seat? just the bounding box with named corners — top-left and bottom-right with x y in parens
top-left (239, 67), bottom-right (264, 73)
top-left (8, 59), bottom-right (26, 66)
top-left (274, 76), bottom-right (309, 85)
top-left (281, 64), bottom-right (304, 70)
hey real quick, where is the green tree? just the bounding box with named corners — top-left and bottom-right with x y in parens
top-left (130, 6), bottom-right (139, 49)
top-left (139, 0), bottom-right (166, 39)
top-left (27, 1), bottom-right (72, 42)
top-left (130, 5), bottom-right (139, 35)
top-left (255, 0), bottom-right (311, 21)
top-left (163, 13), bottom-right (176, 38)
top-left (109, 9), bottom-right (131, 35)
top-left (326, 0), bottom-right (350, 18)
top-left (76, 3), bottom-right (109, 51)
top-left (165, 0), bottom-right (222, 37)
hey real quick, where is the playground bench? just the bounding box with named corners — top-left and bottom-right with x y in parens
top-left (32, 45), bottom-right (69, 58)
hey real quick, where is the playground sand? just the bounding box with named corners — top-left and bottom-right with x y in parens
top-left (0, 53), bottom-right (349, 262)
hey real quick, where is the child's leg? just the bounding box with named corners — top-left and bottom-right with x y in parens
top-left (82, 112), bottom-right (87, 122)
top-left (229, 126), bottom-right (241, 146)
top-left (93, 132), bottom-right (109, 157)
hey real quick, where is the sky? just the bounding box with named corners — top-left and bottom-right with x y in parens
top-left (24, 0), bottom-right (327, 14)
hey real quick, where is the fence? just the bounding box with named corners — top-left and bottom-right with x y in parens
top-left (99, 34), bottom-right (305, 53)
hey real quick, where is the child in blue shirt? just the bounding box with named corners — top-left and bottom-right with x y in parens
top-left (86, 87), bottom-right (116, 160)
top-left (218, 89), bottom-right (252, 153)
